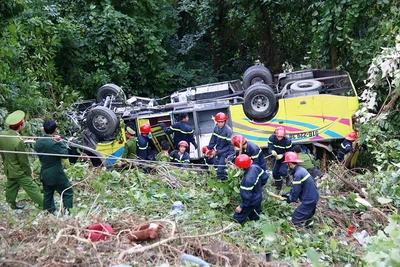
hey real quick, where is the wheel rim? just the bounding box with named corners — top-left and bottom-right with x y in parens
top-left (251, 77), bottom-right (265, 85)
top-left (251, 94), bottom-right (269, 112)
top-left (92, 115), bottom-right (110, 132)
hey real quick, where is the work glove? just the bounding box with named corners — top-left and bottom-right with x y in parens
top-left (271, 150), bottom-right (277, 157)
top-left (276, 154), bottom-right (283, 160)
top-left (159, 122), bottom-right (166, 130)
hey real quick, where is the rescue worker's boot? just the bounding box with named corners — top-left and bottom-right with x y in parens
top-left (305, 220), bottom-right (315, 229)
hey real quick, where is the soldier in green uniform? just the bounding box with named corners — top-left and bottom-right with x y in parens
top-left (116, 126), bottom-right (137, 167)
top-left (35, 119), bottom-right (73, 214)
top-left (0, 110), bottom-right (43, 209)
top-left (155, 140), bottom-right (170, 162)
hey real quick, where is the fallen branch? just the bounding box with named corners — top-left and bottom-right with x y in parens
top-left (330, 170), bottom-right (367, 198)
top-left (117, 222), bottom-right (234, 260)
top-left (355, 196), bottom-right (389, 222)
top-left (0, 259), bottom-right (35, 267)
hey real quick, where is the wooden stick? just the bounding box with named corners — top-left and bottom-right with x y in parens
top-left (355, 196), bottom-right (389, 222)
top-left (267, 191), bottom-right (285, 200)
top-left (330, 170), bottom-right (367, 198)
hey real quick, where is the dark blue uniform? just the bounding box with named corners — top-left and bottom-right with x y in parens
top-left (207, 124), bottom-right (235, 180)
top-left (169, 150), bottom-right (190, 168)
top-left (233, 164), bottom-right (267, 223)
top-left (136, 134), bottom-right (152, 160)
top-left (287, 165), bottom-right (319, 227)
top-left (337, 139), bottom-right (353, 162)
top-left (268, 135), bottom-right (292, 189)
top-left (161, 121), bottom-right (198, 151)
top-left (242, 141), bottom-right (267, 171)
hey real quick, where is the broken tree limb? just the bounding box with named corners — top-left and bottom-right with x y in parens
top-left (267, 191), bottom-right (285, 201)
top-left (355, 196), bottom-right (389, 222)
top-left (330, 170), bottom-right (367, 198)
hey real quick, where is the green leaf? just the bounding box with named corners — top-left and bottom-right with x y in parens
top-left (377, 197), bottom-right (392, 204)
top-left (330, 238), bottom-right (337, 250)
top-left (261, 224), bottom-right (275, 235)
top-left (210, 203), bottom-right (219, 208)
top-left (307, 248), bottom-right (320, 266)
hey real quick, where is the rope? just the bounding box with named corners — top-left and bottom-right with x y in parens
top-left (0, 134), bottom-right (234, 168)
top-left (0, 148), bottom-right (230, 169)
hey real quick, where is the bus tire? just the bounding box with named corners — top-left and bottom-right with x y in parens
top-left (243, 84), bottom-right (276, 121)
top-left (97, 83), bottom-right (126, 103)
top-left (87, 106), bottom-right (119, 139)
top-left (290, 80), bottom-right (322, 93)
top-left (243, 65), bottom-right (273, 90)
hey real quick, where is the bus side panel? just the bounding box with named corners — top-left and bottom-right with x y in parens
top-left (230, 94), bottom-right (358, 147)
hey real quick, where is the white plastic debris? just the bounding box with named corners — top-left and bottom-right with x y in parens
top-left (353, 230), bottom-right (370, 246)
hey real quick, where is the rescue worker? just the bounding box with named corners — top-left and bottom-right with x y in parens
top-left (293, 145), bottom-right (323, 179)
top-left (233, 154), bottom-right (266, 224)
top-left (156, 140), bottom-right (170, 162)
top-left (231, 134), bottom-right (269, 186)
top-left (206, 112), bottom-right (235, 180)
top-left (35, 119), bottom-right (73, 214)
top-left (137, 124), bottom-right (152, 173)
top-left (281, 152), bottom-right (319, 228)
top-left (116, 126), bottom-right (137, 167)
top-left (137, 124), bottom-right (152, 160)
top-left (169, 140), bottom-right (190, 168)
top-left (337, 131), bottom-right (357, 163)
top-left (160, 113), bottom-right (198, 152)
top-left (268, 126), bottom-right (292, 191)
top-left (0, 110), bottom-right (43, 210)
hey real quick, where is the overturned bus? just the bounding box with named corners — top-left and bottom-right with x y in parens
top-left (66, 65), bottom-right (359, 167)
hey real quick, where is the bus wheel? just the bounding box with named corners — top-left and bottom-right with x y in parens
top-left (243, 84), bottom-right (276, 121)
top-left (87, 106), bottom-right (119, 140)
top-left (243, 65), bottom-right (273, 90)
top-left (97, 83), bottom-right (126, 103)
top-left (290, 80), bottom-right (322, 93)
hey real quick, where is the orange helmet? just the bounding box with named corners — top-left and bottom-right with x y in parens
top-left (345, 131), bottom-right (357, 141)
top-left (215, 112), bottom-right (227, 122)
top-left (231, 134), bottom-right (247, 148)
top-left (275, 126), bottom-right (286, 137)
top-left (140, 124), bottom-right (151, 134)
top-left (283, 152), bottom-right (304, 163)
top-left (235, 154), bottom-right (252, 169)
top-left (178, 140), bottom-right (189, 148)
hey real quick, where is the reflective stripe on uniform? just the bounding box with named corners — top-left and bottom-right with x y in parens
top-left (240, 170), bottom-right (263, 191)
top-left (292, 174), bottom-right (310, 185)
top-left (268, 142), bottom-right (292, 150)
top-left (212, 132), bottom-right (231, 141)
top-left (170, 126), bottom-right (193, 134)
top-left (250, 148), bottom-right (262, 159)
top-left (138, 144), bottom-right (148, 150)
top-left (341, 143), bottom-right (351, 149)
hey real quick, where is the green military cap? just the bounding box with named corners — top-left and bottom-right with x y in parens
top-left (5, 110), bottom-right (25, 127)
top-left (126, 126), bottom-right (136, 135)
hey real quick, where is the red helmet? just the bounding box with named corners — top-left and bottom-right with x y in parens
top-left (231, 134), bottom-right (247, 148)
top-left (86, 223), bottom-right (115, 242)
top-left (140, 124), bottom-right (151, 134)
top-left (275, 126), bottom-right (286, 137)
top-left (345, 131), bottom-right (357, 141)
top-left (178, 140), bottom-right (189, 148)
top-left (215, 112), bottom-right (227, 122)
top-left (283, 152), bottom-right (304, 163)
top-left (235, 154), bottom-right (252, 169)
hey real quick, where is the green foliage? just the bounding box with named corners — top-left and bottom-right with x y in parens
top-left (363, 215), bottom-right (400, 266)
